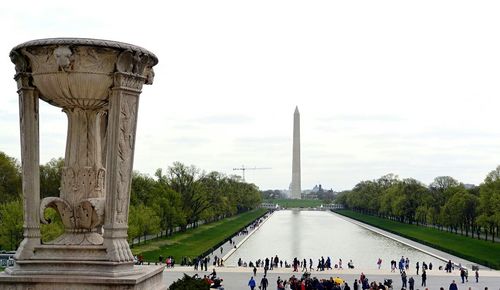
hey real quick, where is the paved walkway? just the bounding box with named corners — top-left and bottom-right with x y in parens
top-left (161, 266), bottom-right (500, 289)
top-left (203, 212), bottom-right (273, 264)
top-left (331, 211), bottom-right (487, 270)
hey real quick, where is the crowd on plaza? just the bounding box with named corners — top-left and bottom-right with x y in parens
top-left (248, 272), bottom-right (366, 290)
top-left (238, 255), bottom-right (485, 290)
top-left (246, 271), bottom-right (486, 290)
top-left (236, 255), bottom-right (444, 275)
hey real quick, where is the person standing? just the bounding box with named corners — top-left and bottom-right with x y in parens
top-left (401, 271), bottom-right (407, 289)
top-left (416, 262), bottom-right (420, 275)
top-left (277, 276), bottom-right (284, 290)
top-left (449, 280), bottom-right (458, 290)
top-left (421, 270), bottom-right (427, 287)
top-left (248, 276), bottom-right (256, 290)
top-left (475, 269), bottom-right (479, 283)
top-left (408, 276), bottom-right (415, 290)
top-left (353, 279), bottom-right (359, 290)
top-left (260, 275), bottom-right (269, 290)
top-left (253, 266), bottom-right (257, 277)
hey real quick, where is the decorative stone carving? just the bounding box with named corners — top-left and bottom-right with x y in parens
top-left (2, 38), bottom-right (161, 287)
top-left (9, 50), bottom-right (29, 73)
top-left (53, 46), bottom-right (73, 71)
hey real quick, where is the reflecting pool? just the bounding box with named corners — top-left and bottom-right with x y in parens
top-left (226, 210), bottom-right (445, 269)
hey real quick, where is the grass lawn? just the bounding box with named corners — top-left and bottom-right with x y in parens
top-left (264, 199), bottom-right (325, 208)
top-left (335, 209), bottom-right (500, 270)
top-left (132, 208), bottom-right (267, 262)
top-left (0, 266), bottom-right (3, 272)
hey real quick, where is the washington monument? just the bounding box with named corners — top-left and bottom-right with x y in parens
top-left (291, 106), bottom-right (301, 199)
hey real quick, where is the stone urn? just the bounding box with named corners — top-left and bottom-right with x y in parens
top-left (5, 38), bottom-right (162, 282)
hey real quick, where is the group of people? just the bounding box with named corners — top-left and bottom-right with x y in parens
top-left (191, 269), bottom-right (224, 289)
top-left (399, 270), bottom-right (423, 289)
top-left (238, 255), bottom-right (355, 273)
top-left (245, 272), bottom-right (406, 290)
top-left (246, 271), bottom-right (485, 290)
top-left (238, 255), bottom-right (446, 274)
top-left (248, 273), bottom-right (351, 290)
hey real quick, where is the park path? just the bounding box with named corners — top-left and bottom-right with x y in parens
top-left (203, 211), bottom-right (274, 265)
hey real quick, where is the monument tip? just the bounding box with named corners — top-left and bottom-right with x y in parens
top-left (294, 106), bottom-right (299, 114)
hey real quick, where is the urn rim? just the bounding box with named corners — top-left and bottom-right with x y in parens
top-left (11, 37), bottom-right (158, 66)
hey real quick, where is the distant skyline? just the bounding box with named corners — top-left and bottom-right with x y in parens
top-left (1, 1), bottom-right (500, 191)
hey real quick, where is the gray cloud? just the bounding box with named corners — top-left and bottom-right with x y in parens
top-left (192, 114), bottom-right (255, 125)
top-left (316, 114), bottom-right (406, 123)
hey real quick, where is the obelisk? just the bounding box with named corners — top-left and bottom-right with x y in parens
top-left (291, 106), bottom-right (301, 199)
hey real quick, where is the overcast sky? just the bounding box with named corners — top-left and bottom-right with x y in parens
top-left (1, 1), bottom-right (500, 191)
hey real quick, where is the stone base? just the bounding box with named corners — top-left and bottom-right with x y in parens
top-left (0, 265), bottom-right (166, 290)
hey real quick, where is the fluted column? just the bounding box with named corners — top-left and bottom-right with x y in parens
top-left (103, 52), bottom-right (153, 262)
top-left (13, 69), bottom-right (42, 259)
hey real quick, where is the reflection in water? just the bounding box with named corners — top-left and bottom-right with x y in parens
top-left (226, 210), bottom-right (445, 269)
top-left (291, 209), bottom-right (300, 257)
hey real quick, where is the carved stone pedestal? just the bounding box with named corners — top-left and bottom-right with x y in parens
top-left (0, 265), bottom-right (166, 290)
top-left (0, 38), bottom-right (162, 289)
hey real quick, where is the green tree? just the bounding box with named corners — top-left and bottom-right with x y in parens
top-left (39, 157), bottom-right (64, 198)
top-left (152, 170), bottom-right (185, 236)
top-left (478, 166), bottom-right (500, 241)
top-left (0, 199), bottom-right (23, 250)
top-left (166, 162), bottom-right (210, 228)
top-left (40, 207), bottom-right (65, 243)
top-left (0, 151), bottom-right (21, 202)
top-left (128, 204), bottom-right (161, 244)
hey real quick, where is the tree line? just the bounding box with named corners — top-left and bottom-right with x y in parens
top-left (0, 151), bottom-right (262, 250)
top-left (336, 170), bottom-right (500, 242)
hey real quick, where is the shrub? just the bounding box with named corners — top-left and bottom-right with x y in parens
top-left (168, 274), bottom-right (209, 290)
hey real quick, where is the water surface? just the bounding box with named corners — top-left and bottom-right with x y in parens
top-left (226, 210), bottom-right (444, 269)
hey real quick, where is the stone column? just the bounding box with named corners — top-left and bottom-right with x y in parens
top-left (10, 57), bottom-right (42, 259)
top-left (103, 52), bottom-right (153, 262)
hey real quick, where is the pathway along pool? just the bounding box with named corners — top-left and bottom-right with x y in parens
top-left (226, 210), bottom-right (446, 270)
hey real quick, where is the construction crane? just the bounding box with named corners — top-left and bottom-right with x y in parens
top-left (232, 165), bottom-right (271, 181)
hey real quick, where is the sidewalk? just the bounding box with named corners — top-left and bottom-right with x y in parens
top-left (162, 266), bottom-right (500, 289)
top-left (203, 211), bottom-right (273, 264)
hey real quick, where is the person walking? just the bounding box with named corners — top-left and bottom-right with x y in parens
top-left (475, 269), bottom-right (479, 283)
top-left (253, 266), bottom-right (257, 277)
top-left (260, 275), bottom-right (269, 290)
top-left (421, 270), bottom-right (427, 287)
top-left (248, 276), bottom-right (256, 290)
top-left (449, 280), bottom-right (458, 290)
